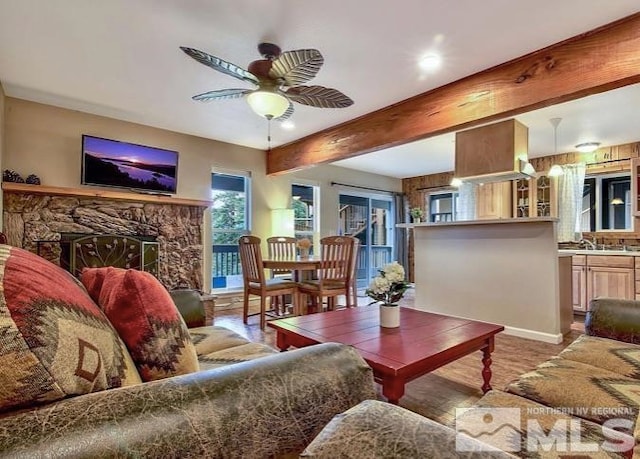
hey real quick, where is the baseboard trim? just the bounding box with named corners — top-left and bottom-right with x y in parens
top-left (503, 326), bottom-right (564, 344)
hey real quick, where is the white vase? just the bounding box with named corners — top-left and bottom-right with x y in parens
top-left (380, 304), bottom-right (400, 328)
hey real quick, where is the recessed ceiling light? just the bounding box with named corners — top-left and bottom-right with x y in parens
top-left (280, 120), bottom-right (295, 130)
top-left (575, 142), bottom-right (600, 153)
top-left (418, 53), bottom-right (442, 72)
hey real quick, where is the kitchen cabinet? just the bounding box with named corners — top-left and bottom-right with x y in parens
top-left (476, 182), bottom-right (512, 219)
top-left (572, 264), bottom-right (587, 311)
top-left (513, 175), bottom-right (557, 218)
top-left (573, 255), bottom-right (635, 312)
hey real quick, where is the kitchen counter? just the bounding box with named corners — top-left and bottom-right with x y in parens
top-left (412, 218), bottom-right (568, 343)
top-left (397, 217), bottom-right (558, 229)
top-left (559, 249), bottom-right (640, 256)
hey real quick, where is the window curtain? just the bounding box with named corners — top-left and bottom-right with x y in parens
top-left (557, 163), bottom-right (586, 242)
top-left (456, 183), bottom-right (477, 221)
top-left (394, 193), bottom-right (408, 270)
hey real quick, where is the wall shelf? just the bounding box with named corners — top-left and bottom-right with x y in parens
top-left (1, 182), bottom-right (211, 207)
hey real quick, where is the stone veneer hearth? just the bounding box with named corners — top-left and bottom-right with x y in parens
top-left (2, 187), bottom-right (207, 290)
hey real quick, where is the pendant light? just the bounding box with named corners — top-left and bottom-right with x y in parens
top-left (547, 118), bottom-right (564, 177)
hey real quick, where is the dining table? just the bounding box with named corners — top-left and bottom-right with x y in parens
top-left (262, 256), bottom-right (322, 315)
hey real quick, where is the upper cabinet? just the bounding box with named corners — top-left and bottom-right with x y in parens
top-left (513, 175), bottom-right (558, 218)
top-left (477, 182), bottom-right (512, 220)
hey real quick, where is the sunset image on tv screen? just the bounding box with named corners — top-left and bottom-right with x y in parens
top-left (82, 136), bottom-right (178, 193)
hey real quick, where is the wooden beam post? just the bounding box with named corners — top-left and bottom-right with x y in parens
top-left (267, 13), bottom-right (640, 176)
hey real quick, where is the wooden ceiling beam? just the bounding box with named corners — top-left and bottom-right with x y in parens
top-left (267, 13), bottom-right (640, 175)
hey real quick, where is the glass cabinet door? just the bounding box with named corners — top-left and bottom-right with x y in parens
top-left (537, 175), bottom-right (552, 217)
top-left (514, 178), bottom-right (531, 217)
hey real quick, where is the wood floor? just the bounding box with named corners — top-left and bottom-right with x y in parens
top-left (212, 295), bottom-right (584, 428)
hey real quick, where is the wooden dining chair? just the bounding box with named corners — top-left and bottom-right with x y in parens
top-left (266, 236), bottom-right (298, 315)
top-left (348, 238), bottom-right (361, 307)
top-left (238, 235), bottom-right (298, 330)
top-left (298, 235), bottom-right (357, 313)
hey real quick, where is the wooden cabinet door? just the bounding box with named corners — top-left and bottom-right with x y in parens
top-left (572, 265), bottom-right (587, 312)
top-left (476, 182), bottom-right (512, 219)
top-left (587, 266), bottom-right (634, 305)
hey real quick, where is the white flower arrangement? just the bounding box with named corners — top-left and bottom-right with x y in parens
top-left (365, 261), bottom-right (411, 306)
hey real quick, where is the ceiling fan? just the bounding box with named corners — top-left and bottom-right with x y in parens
top-left (180, 42), bottom-right (354, 121)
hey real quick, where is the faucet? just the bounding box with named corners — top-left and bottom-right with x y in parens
top-left (579, 238), bottom-right (596, 250)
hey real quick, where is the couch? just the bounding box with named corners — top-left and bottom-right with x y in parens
top-left (302, 298), bottom-right (640, 458)
top-left (0, 245), bottom-right (376, 458)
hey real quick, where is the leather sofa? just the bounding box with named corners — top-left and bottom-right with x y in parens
top-left (0, 288), bottom-right (376, 458)
top-left (303, 298), bottom-right (640, 458)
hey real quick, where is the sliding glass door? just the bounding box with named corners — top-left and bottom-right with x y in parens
top-left (338, 193), bottom-right (395, 291)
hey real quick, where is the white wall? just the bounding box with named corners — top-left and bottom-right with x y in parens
top-left (2, 97), bottom-right (402, 291)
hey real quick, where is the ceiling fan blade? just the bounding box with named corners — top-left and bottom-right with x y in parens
top-left (269, 49), bottom-right (324, 86)
top-left (285, 85), bottom-right (354, 108)
top-left (192, 88), bottom-right (251, 102)
top-left (180, 46), bottom-right (259, 85)
top-left (275, 102), bottom-right (294, 121)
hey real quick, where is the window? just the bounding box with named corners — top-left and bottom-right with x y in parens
top-left (211, 172), bottom-right (251, 289)
top-left (427, 191), bottom-right (459, 222)
top-left (581, 173), bottom-right (632, 231)
top-left (292, 184), bottom-right (319, 244)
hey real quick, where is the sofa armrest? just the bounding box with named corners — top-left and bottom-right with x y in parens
top-left (585, 298), bottom-right (640, 344)
top-left (302, 400), bottom-right (513, 458)
top-left (0, 343), bottom-right (375, 458)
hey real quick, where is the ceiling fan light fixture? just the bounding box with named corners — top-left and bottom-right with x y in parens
top-left (246, 90), bottom-right (289, 119)
top-left (575, 142), bottom-right (601, 153)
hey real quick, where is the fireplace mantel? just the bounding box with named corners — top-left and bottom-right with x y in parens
top-left (2, 183), bottom-right (211, 207)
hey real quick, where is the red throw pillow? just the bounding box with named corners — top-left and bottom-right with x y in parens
top-left (0, 246), bottom-right (141, 413)
top-left (81, 267), bottom-right (199, 381)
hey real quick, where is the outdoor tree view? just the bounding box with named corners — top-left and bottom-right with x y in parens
top-left (211, 173), bottom-right (248, 289)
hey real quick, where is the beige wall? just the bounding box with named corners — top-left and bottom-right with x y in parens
top-left (3, 97), bottom-right (401, 290)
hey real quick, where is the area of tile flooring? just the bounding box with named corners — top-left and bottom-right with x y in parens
top-left (211, 294), bottom-right (584, 428)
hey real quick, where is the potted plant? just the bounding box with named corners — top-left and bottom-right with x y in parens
top-left (410, 207), bottom-right (424, 223)
top-left (297, 238), bottom-right (312, 258)
top-left (365, 261), bottom-right (411, 328)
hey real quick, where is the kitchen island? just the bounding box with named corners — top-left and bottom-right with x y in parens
top-left (398, 217), bottom-right (571, 343)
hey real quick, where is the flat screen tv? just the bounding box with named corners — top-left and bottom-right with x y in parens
top-left (81, 135), bottom-right (178, 193)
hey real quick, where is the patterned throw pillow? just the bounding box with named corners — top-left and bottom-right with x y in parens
top-left (81, 267), bottom-right (199, 381)
top-left (0, 245), bottom-right (141, 413)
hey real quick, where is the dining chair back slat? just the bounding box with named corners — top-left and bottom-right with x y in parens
top-left (298, 235), bottom-right (357, 312)
top-left (239, 235), bottom-right (264, 285)
top-left (267, 236), bottom-right (297, 276)
top-left (238, 235), bottom-right (299, 330)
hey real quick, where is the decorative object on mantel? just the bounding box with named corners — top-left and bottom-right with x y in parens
top-left (366, 261), bottom-right (411, 328)
top-left (297, 237), bottom-right (312, 259)
top-left (3, 169), bottom-right (24, 183)
top-left (410, 207), bottom-right (424, 223)
top-left (25, 174), bottom-right (41, 185)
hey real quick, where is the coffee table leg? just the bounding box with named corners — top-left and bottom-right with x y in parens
top-left (276, 332), bottom-right (291, 352)
top-left (381, 377), bottom-right (405, 405)
top-left (481, 337), bottom-right (495, 393)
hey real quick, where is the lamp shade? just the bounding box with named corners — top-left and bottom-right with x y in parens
top-left (611, 197), bottom-right (624, 205)
top-left (548, 164), bottom-right (564, 177)
top-left (247, 91), bottom-right (289, 119)
top-left (271, 208), bottom-right (295, 237)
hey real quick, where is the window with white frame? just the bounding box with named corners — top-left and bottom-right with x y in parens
top-left (426, 191), bottom-right (460, 222)
top-left (211, 172), bottom-right (251, 289)
top-left (581, 172), bottom-right (632, 231)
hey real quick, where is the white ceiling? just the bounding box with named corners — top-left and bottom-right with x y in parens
top-left (0, 1), bottom-right (638, 178)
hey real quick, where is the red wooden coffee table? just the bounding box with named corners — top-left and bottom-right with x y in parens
top-left (268, 306), bottom-right (504, 404)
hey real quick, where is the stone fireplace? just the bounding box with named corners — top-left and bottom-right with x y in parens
top-left (2, 184), bottom-right (209, 290)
